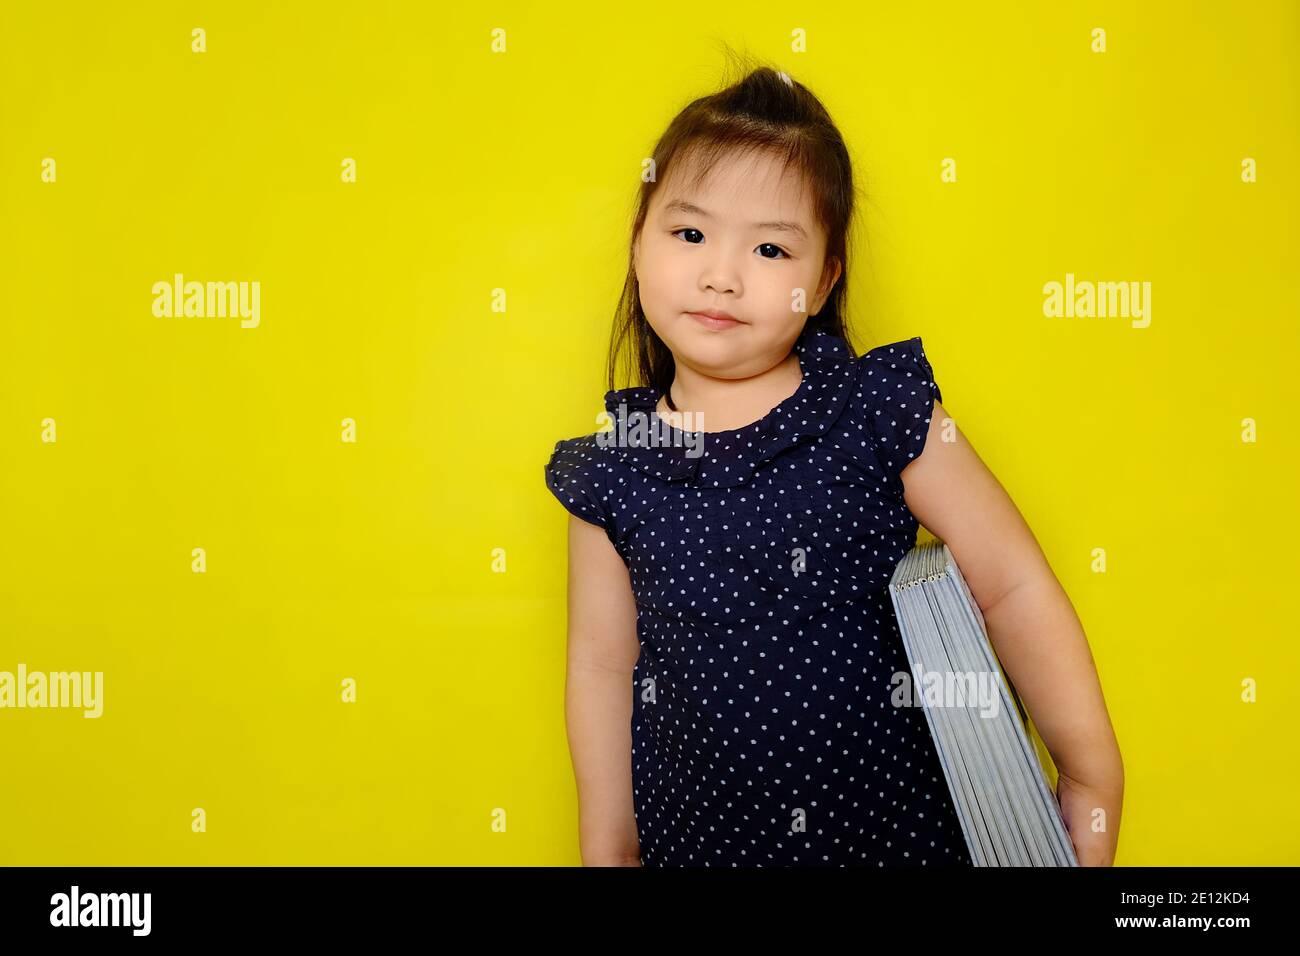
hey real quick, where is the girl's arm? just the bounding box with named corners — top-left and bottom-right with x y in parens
top-left (899, 401), bottom-right (1125, 867)
top-left (563, 514), bottom-right (643, 866)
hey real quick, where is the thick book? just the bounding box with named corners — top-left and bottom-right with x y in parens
top-left (888, 539), bottom-right (1079, 867)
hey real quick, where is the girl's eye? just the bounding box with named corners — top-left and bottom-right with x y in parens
top-left (671, 229), bottom-right (790, 260)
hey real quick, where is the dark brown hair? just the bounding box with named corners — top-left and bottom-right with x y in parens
top-left (607, 51), bottom-right (861, 406)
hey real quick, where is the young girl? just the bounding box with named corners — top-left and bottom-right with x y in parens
top-left (545, 65), bottom-right (1123, 867)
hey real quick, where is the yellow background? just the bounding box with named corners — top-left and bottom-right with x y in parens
top-left (1, 1), bottom-right (1296, 865)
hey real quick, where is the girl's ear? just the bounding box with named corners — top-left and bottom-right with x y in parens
top-left (811, 256), bottom-right (843, 314)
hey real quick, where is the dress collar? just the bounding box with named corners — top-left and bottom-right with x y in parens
top-left (598, 325), bottom-right (858, 488)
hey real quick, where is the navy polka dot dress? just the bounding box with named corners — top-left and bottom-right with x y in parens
top-left (544, 325), bottom-right (974, 867)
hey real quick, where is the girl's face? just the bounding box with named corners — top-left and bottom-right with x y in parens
top-left (633, 148), bottom-right (841, 379)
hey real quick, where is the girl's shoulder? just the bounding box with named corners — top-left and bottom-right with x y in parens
top-left (805, 327), bottom-right (942, 409)
top-left (854, 336), bottom-right (941, 399)
top-left (849, 335), bottom-right (944, 482)
top-left (543, 429), bottom-right (620, 541)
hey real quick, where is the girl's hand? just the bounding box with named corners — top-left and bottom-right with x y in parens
top-left (1056, 771), bottom-right (1122, 866)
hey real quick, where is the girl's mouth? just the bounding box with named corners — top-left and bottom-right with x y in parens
top-left (686, 311), bottom-right (743, 330)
